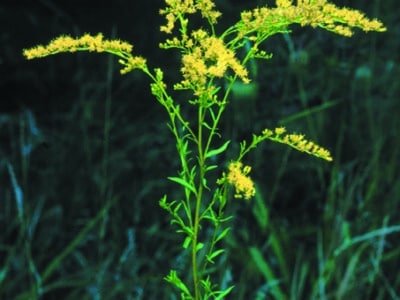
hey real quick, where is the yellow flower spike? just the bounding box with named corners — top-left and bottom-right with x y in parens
top-left (261, 127), bottom-right (333, 161)
top-left (23, 33), bottom-right (146, 75)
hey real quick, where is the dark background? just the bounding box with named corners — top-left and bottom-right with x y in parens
top-left (1, 0), bottom-right (399, 299)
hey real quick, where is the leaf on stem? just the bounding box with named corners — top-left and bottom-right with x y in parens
top-left (196, 242), bottom-right (204, 252)
top-left (164, 270), bottom-right (192, 297)
top-left (168, 176), bottom-right (197, 194)
top-left (215, 227), bottom-right (230, 243)
top-left (206, 249), bottom-right (225, 264)
top-left (183, 236), bottom-right (192, 249)
top-left (205, 140), bottom-right (230, 159)
top-left (205, 164), bottom-right (218, 172)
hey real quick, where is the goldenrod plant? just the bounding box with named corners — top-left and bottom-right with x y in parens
top-left (23, 0), bottom-right (385, 299)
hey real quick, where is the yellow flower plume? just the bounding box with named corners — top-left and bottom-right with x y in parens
top-left (239, 0), bottom-right (386, 38)
top-left (23, 33), bottom-right (147, 75)
top-left (262, 127), bottom-right (333, 161)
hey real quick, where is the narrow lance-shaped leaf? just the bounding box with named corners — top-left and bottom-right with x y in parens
top-left (215, 227), bottom-right (230, 243)
top-left (167, 176), bottom-right (197, 194)
top-left (206, 249), bottom-right (225, 264)
top-left (215, 285), bottom-right (235, 300)
top-left (205, 141), bottom-right (230, 159)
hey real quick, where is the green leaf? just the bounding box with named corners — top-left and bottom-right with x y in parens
top-left (215, 228), bottom-right (230, 243)
top-left (168, 176), bottom-right (197, 194)
top-left (249, 247), bottom-right (274, 280)
top-left (158, 195), bottom-right (169, 210)
top-left (183, 236), bottom-right (191, 249)
top-left (215, 285), bottom-right (235, 300)
top-left (164, 270), bottom-right (192, 297)
top-left (173, 202), bottom-right (182, 214)
top-left (205, 164), bottom-right (218, 172)
top-left (249, 247), bottom-right (286, 299)
top-left (252, 185), bottom-right (269, 232)
top-left (206, 249), bottom-right (225, 263)
top-left (174, 222), bottom-right (193, 237)
top-left (202, 177), bottom-right (210, 190)
top-left (196, 242), bottom-right (204, 252)
top-left (202, 121), bottom-right (213, 130)
top-left (202, 210), bottom-right (218, 227)
top-left (205, 141), bottom-right (230, 159)
top-left (209, 107), bottom-right (218, 122)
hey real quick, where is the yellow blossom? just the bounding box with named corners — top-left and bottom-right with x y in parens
top-left (179, 30), bottom-right (249, 96)
top-left (23, 33), bottom-right (146, 74)
top-left (120, 56), bottom-right (147, 74)
top-left (262, 128), bottom-right (273, 137)
top-left (224, 161), bottom-right (256, 200)
top-left (160, 13), bottom-right (176, 34)
top-left (195, 0), bottom-right (221, 23)
top-left (277, 0), bottom-right (292, 8)
top-left (274, 127), bottom-right (286, 135)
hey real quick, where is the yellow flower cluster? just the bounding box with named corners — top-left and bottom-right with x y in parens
top-left (119, 56), bottom-right (148, 75)
top-left (224, 161), bottom-right (256, 200)
top-left (23, 33), bottom-right (147, 74)
top-left (160, 0), bottom-right (221, 34)
top-left (262, 127), bottom-right (333, 161)
top-left (176, 30), bottom-right (249, 98)
top-left (239, 0), bottom-right (386, 38)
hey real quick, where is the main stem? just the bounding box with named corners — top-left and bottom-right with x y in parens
top-left (192, 105), bottom-right (207, 300)
top-left (192, 179), bottom-right (203, 300)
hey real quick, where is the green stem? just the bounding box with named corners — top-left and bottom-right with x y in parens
top-left (192, 184), bottom-right (202, 300)
top-left (192, 105), bottom-right (207, 300)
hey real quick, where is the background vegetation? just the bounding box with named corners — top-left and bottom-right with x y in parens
top-left (1, 0), bottom-right (399, 299)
